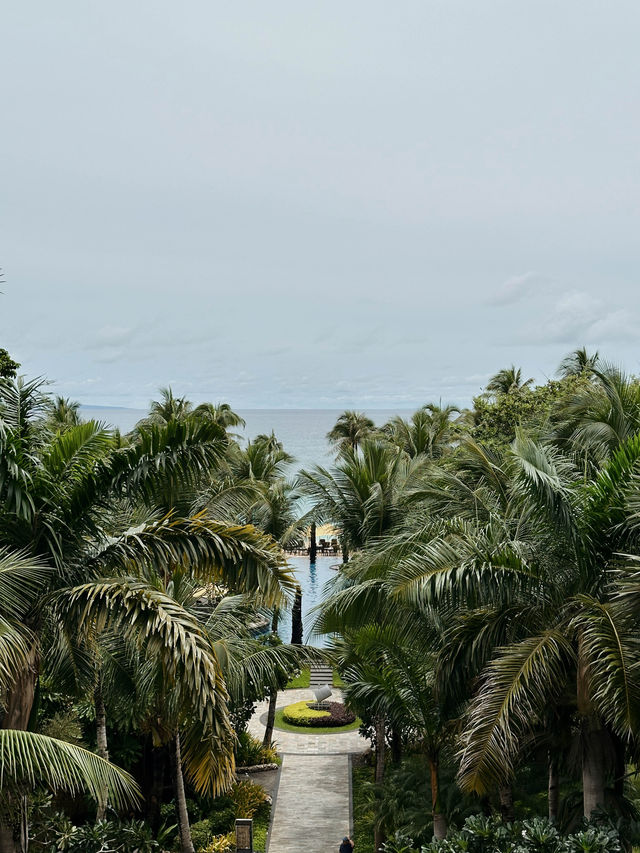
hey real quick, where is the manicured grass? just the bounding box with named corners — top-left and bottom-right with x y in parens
top-left (285, 668), bottom-right (345, 689)
top-left (273, 707), bottom-right (361, 734)
top-left (285, 668), bottom-right (310, 688)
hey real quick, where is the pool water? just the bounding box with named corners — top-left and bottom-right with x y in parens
top-left (277, 555), bottom-right (340, 647)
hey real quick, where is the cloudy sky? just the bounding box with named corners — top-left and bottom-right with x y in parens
top-left (2, 1), bottom-right (639, 409)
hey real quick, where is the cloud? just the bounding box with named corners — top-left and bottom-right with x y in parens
top-left (85, 326), bottom-right (137, 349)
top-left (523, 290), bottom-right (639, 345)
top-left (487, 272), bottom-right (547, 306)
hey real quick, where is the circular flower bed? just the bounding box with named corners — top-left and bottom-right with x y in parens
top-left (282, 700), bottom-right (356, 728)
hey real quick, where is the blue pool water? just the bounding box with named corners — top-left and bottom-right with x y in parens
top-left (277, 554), bottom-right (340, 647)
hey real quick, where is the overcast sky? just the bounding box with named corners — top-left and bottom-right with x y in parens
top-left (2, 1), bottom-right (639, 409)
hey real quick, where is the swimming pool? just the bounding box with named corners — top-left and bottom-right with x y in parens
top-left (277, 555), bottom-right (340, 647)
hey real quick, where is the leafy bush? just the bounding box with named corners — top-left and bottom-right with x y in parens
top-left (236, 731), bottom-right (278, 766)
top-left (191, 819), bottom-right (214, 850)
top-left (199, 832), bottom-right (236, 853)
top-left (282, 700), bottom-right (355, 727)
top-left (29, 816), bottom-right (167, 853)
top-left (417, 816), bottom-right (622, 853)
top-left (231, 780), bottom-right (269, 818)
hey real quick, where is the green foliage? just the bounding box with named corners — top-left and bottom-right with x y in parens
top-left (29, 816), bottom-right (170, 853)
top-left (235, 731), bottom-right (279, 766)
top-left (470, 376), bottom-right (588, 447)
top-left (286, 667), bottom-right (310, 688)
top-left (282, 700), bottom-right (331, 723)
top-left (0, 347), bottom-right (19, 378)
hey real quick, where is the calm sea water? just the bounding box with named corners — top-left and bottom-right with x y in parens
top-left (80, 407), bottom-right (412, 473)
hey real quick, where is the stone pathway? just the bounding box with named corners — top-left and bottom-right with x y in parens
top-left (247, 688), bottom-right (369, 853)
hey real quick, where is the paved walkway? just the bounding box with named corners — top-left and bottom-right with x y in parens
top-left (247, 688), bottom-right (368, 853)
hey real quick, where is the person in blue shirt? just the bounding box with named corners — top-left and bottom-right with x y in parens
top-left (339, 837), bottom-right (354, 853)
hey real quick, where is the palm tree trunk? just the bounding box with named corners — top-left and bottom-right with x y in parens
top-left (0, 649), bottom-right (38, 853)
top-left (291, 587), bottom-right (303, 644)
top-left (499, 785), bottom-right (515, 822)
top-left (429, 754), bottom-right (447, 839)
top-left (309, 522), bottom-right (317, 562)
top-left (94, 674), bottom-right (109, 820)
top-left (0, 825), bottom-right (16, 853)
top-left (391, 727), bottom-right (402, 764)
top-left (1, 647), bottom-right (38, 730)
top-left (262, 689), bottom-right (278, 748)
top-left (373, 716), bottom-right (386, 851)
top-left (582, 725), bottom-right (606, 818)
top-left (548, 753), bottom-right (559, 823)
top-left (577, 635), bottom-right (606, 818)
top-left (171, 733), bottom-right (195, 853)
top-left (374, 716), bottom-right (385, 784)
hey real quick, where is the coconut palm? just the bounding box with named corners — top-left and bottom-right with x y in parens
top-left (45, 395), bottom-right (82, 431)
top-left (0, 549), bottom-right (140, 852)
top-left (551, 363), bottom-right (640, 472)
top-left (298, 440), bottom-right (430, 560)
top-left (192, 402), bottom-right (246, 430)
top-left (485, 366), bottom-right (534, 397)
top-left (557, 347), bottom-right (600, 378)
top-left (327, 411), bottom-right (376, 453)
top-left (381, 404), bottom-right (460, 459)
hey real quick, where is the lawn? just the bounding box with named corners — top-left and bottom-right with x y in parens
top-left (272, 707), bottom-right (361, 734)
top-left (284, 668), bottom-right (346, 689)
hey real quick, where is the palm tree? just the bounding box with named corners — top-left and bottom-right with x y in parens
top-left (552, 363), bottom-right (640, 471)
top-left (0, 377), bottom-right (294, 851)
top-left (485, 366), bottom-right (534, 397)
top-left (327, 411), bottom-right (376, 453)
top-left (45, 395), bottom-right (82, 431)
top-left (193, 402), bottom-right (246, 431)
top-left (298, 440), bottom-right (430, 560)
top-left (381, 404), bottom-right (460, 459)
top-left (0, 549), bottom-right (140, 852)
top-left (143, 386), bottom-right (194, 425)
top-left (349, 431), bottom-right (640, 819)
top-left (557, 347), bottom-right (600, 378)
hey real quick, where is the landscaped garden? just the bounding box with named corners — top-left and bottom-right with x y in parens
top-left (2, 350), bottom-right (640, 852)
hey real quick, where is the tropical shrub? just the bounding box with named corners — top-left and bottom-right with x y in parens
top-left (199, 833), bottom-right (236, 853)
top-left (416, 816), bottom-right (622, 853)
top-left (230, 780), bottom-right (269, 818)
top-left (282, 700), bottom-right (355, 727)
top-left (235, 731), bottom-right (279, 766)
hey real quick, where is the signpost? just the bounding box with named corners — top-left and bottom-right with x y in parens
top-left (236, 819), bottom-right (253, 853)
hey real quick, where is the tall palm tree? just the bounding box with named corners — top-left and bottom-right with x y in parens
top-left (485, 366), bottom-right (534, 397)
top-left (45, 395), bottom-right (82, 431)
top-left (0, 549), bottom-right (140, 853)
top-left (382, 404), bottom-right (460, 459)
top-left (552, 363), bottom-right (640, 472)
top-left (327, 411), bottom-right (376, 454)
top-left (557, 347), bottom-right (600, 378)
top-left (0, 377), bottom-right (293, 851)
top-left (192, 402), bottom-right (246, 431)
top-left (298, 440), bottom-right (430, 560)
top-left (348, 432), bottom-right (640, 819)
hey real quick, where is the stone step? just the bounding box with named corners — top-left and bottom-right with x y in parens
top-left (309, 664), bottom-right (334, 688)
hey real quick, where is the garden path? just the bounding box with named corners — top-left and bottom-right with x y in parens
top-left (247, 688), bottom-right (369, 853)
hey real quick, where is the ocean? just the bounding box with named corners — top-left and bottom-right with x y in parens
top-left (80, 406), bottom-right (413, 473)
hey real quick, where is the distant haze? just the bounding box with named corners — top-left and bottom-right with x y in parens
top-left (3, 2), bottom-right (640, 408)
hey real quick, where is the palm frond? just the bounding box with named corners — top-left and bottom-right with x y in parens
top-left (0, 729), bottom-right (140, 807)
top-left (457, 631), bottom-right (574, 794)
